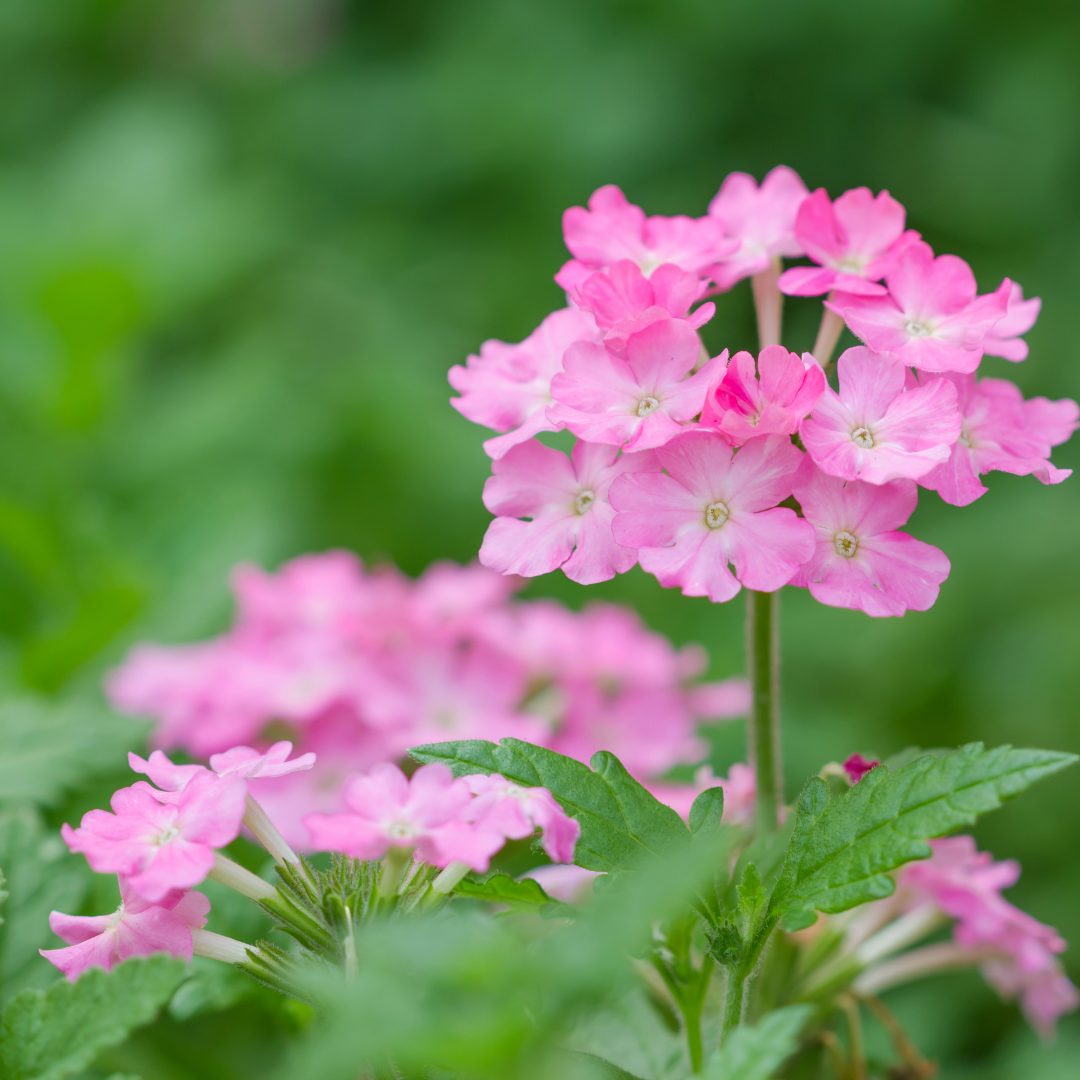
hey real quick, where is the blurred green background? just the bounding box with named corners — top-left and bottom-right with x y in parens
top-left (0, 0), bottom-right (1078, 1076)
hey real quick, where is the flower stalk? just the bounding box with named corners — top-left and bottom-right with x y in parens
top-left (746, 588), bottom-right (782, 833)
top-left (208, 852), bottom-right (278, 902)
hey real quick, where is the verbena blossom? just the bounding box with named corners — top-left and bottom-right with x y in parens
top-left (981, 281), bottom-right (1041, 362)
top-left (479, 439), bottom-right (659, 584)
top-left (549, 318), bottom-right (725, 452)
top-left (449, 307), bottom-right (603, 460)
top-left (303, 762), bottom-right (504, 872)
top-left (462, 774), bottom-right (580, 863)
top-left (209, 741), bottom-right (317, 779)
top-left (41, 878), bottom-right (210, 981)
top-left (829, 241), bottom-right (1010, 373)
top-left (700, 345), bottom-right (826, 444)
top-left (61, 772), bottom-right (246, 902)
top-left (915, 372), bottom-right (1076, 506)
top-left (610, 432), bottom-right (815, 603)
top-left (789, 459), bottom-right (950, 617)
top-left (705, 166), bottom-right (809, 291)
top-left (800, 347), bottom-right (960, 484)
top-left (777, 186), bottom-right (918, 297)
top-left (843, 754), bottom-right (879, 784)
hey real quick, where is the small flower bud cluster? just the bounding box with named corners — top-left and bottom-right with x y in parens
top-left (450, 170), bottom-right (1077, 616)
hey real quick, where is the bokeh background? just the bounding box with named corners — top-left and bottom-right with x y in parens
top-left (1, 0), bottom-right (1079, 1076)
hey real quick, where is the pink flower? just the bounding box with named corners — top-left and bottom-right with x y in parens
top-left (554, 184), bottom-right (736, 293)
top-left (700, 345), bottom-right (826, 444)
top-left (800, 347), bottom-right (961, 484)
top-left (303, 762), bottom-right (504, 872)
top-left (462, 774), bottom-right (580, 863)
top-left (128, 750), bottom-right (208, 796)
top-left (981, 281), bottom-right (1041, 362)
top-left (918, 373), bottom-right (1076, 506)
top-left (649, 763), bottom-right (756, 824)
top-left (572, 261), bottom-right (715, 352)
top-left (40, 878), bottom-right (210, 981)
top-left (843, 753), bottom-right (879, 784)
top-left (705, 166), bottom-right (809, 291)
top-left (789, 458), bottom-right (950, 617)
top-left (521, 864), bottom-right (600, 903)
top-left (479, 439), bottom-right (659, 585)
top-left (61, 772), bottom-right (247, 902)
top-left (209, 741), bottom-right (317, 780)
top-left (687, 677), bottom-right (751, 721)
top-left (610, 432), bottom-right (815, 603)
top-left (828, 242), bottom-right (1010, 373)
top-left (549, 319), bottom-right (725, 452)
top-left (778, 187), bottom-right (919, 297)
top-left (449, 307), bottom-right (603, 460)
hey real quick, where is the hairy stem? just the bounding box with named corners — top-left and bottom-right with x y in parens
top-left (722, 967), bottom-right (746, 1039)
top-left (746, 588), bottom-right (782, 833)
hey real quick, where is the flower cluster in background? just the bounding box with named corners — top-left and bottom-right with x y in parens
top-left (450, 168), bottom-right (1078, 617)
top-left (107, 553), bottom-right (750, 847)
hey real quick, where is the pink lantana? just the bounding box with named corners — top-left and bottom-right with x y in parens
top-left (843, 754), bottom-right (880, 784)
top-left (790, 458), bottom-right (950, 617)
top-left (828, 242), bottom-right (1010, 373)
top-left (303, 762), bottom-right (503, 872)
top-left (917, 373), bottom-right (1076, 506)
top-left (462, 774), bottom-right (580, 863)
top-left (209, 741), bottom-right (317, 780)
top-left (609, 432), bottom-right (815, 603)
top-left (778, 187), bottom-right (919, 297)
top-left (449, 307), bottom-right (603, 460)
top-left (981, 282), bottom-right (1041, 362)
top-left (899, 837), bottom-right (1080, 1038)
top-left (554, 184), bottom-right (736, 293)
top-left (705, 166), bottom-right (809, 291)
top-left (573, 260), bottom-right (715, 351)
top-left (649, 763), bottom-right (756, 824)
top-left (479, 439), bottom-right (659, 585)
top-left (800, 347), bottom-right (961, 484)
top-left (61, 772), bottom-right (247, 902)
top-left (700, 345), bottom-right (826, 445)
top-left (41, 878), bottom-right (210, 981)
top-left (549, 319), bottom-right (725, 452)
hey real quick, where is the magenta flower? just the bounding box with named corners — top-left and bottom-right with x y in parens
top-left (573, 260), bottom-right (715, 351)
top-left (705, 166), bottom-right (809, 291)
top-left (609, 432), bottom-right (815, 603)
top-left (842, 754), bottom-right (880, 784)
top-left (789, 458), bottom-right (950, 617)
top-left (304, 762), bottom-right (503, 872)
top-left (61, 772), bottom-right (247, 902)
top-left (648, 763), bottom-right (756, 824)
top-left (462, 774), bottom-right (580, 864)
top-left (449, 307), bottom-right (602, 460)
top-left (981, 281), bottom-right (1041, 362)
top-left (554, 184), bottom-right (736, 293)
top-left (700, 345), bottom-right (826, 444)
top-left (800, 347), bottom-right (961, 484)
top-left (209, 741), bottom-right (317, 780)
top-left (918, 373), bottom-right (1076, 506)
top-left (41, 878), bottom-right (210, 981)
top-left (777, 186), bottom-right (919, 297)
top-left (479, 438), bottom-right (659, 585)
top-left (828, 241), bottom-right (1010, 373)
top-left (549, 319), bottom-right (725, 452)
top-left (128, 750), bottom-right (208, 797)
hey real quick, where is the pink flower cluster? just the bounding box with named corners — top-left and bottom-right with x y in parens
top-left (451, 171), bottom-right (1077, 617)
top-left (897, 837), bottom-right (1079, 1037)
top-left (107, 554), bottom-right (750, 846)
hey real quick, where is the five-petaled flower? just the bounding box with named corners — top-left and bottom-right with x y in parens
top-left (462, 774), bottom-right (580, 863)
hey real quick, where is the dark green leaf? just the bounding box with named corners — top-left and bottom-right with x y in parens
top-left (689, 788), bottom-right (724, 836)
top-left (454, 871), bottom-right (565, 912)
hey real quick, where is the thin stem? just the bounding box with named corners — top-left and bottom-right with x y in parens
top-left (431, 860), bottom-right (471, 895)
top-left (243, 794), bottom-right (299, 866)
top-left (685, 1003), bottom-right (704, 1074)
top-left (839, 994), bottom-right (866, 1080)
top-left (721, 967), bottom-right (746, 1039)
top-left (343, 905), bottom-right (358, 981)
top-left (746, 589), bottom-right (782, 833)
top-left (208, 852), bottom-right (278, 901)
top-left (750, 256), bottom-right (784, 348)
top-left (378, 846), bottom-right (412, 903)
top-left (191, 928), bottom-right (257, 965)
top-left (861, 995), bottom-right (938, 1079)
top-left (812, 301), bottom-right (845, 369)
top-left (852, 942), bottom-right (994, 997)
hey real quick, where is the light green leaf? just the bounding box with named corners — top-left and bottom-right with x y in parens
top-left (0, 955), bottom-right (186, 1080)
top-left (689, 788), bottom-right (724, 836)
top-left (704, 1005), bottom-right (811, 1080)
top-left (410, 739), bottom-right (689, 873)
top-left (453, 871), bottom-right (566, 913)
top-left (771, 743), bottom-right (1077, 929)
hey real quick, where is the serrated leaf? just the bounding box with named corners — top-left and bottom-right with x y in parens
top-left (704, 1005), bottom-right (811, 1080)
top-left (453, 871), bottom-right (564, 912)
top-left (689, 788), bottom-right (724, 836)
top-left (0, 955), bottom-right (186, 1080)
top-left (410, 739), bottom-right (689, 873)
top-left (771, 743), bottom-right (1077, 928)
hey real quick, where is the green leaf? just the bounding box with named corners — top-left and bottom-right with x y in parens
top-left (0, 955), bottom-right (186, 1080)
top-left (704, 1005), bottom-right (811, 1080)
top-left (771, 743), bottom-right (1077, 929)
top-left (453, 871), bottom-right (566, 913)
top-left (688, 788), bottom-right (724, 836)
top-left (410, 739), bottom-right (689, 873)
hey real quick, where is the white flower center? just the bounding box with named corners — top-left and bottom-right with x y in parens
top-left (958, 425), bottom-right (972, 448)
top-left (155, 825), bottom-right (180, 846)
top-left (704, 501), bottom-right (730, 529)
top-left (851, 426), bottom-right (875, 449)
top-left (833, 531), bottom-right (859, 558)
top-left (574, 489), bottom-right (596, 515)
top-left (837, 256), bottom-right (865, 274)
top-left (904, 318), bottom-right (932, 338)
top-left (636, 395), bottom-right (660, 418)
top-left (387, 820), bottom-right (419, 841)
top-left (107, 902), bottom-right (126, 931)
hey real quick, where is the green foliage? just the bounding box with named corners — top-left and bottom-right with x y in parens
top-left (703, 1005), bottom-right (811, 1080)
top-left (410, 739), bottom-right (689, 873)
top-left (771, 744), bottom-right (1078, 930)
top-left (455, 871), bottom-right (567, 914)
top-left (0, 955), bottom-right (185, 1080)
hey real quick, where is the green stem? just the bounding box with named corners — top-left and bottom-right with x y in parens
top-left (722, 967), bottom-right (746, 1038)
top-left (746, 589), bottom-right (782, 833)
